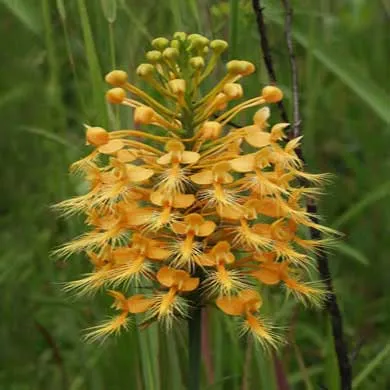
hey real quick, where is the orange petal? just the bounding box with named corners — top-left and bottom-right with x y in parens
top-left (197, 254), bottom-right (215, 267)
top-left (216, 296), bottom-right (244, 316)
top-left (245, 131), bottom-right (271, 148)
top-left (98, 139), bottom-right (124, 154)
top-left (156, 152), bottom-right (172, 165)
top-left (181, 151), bottom-right (200, 164)
top-left (252, 269), bottom-right (281, 285)
top-left (240, 289), bottom-right (262, 304)
top-left (253, 107), bottom-right (270, 127)
top-left (146, 246), bottom-right (170, 260)
top-left (127, 295), bottom-right (154, 313)
top-left (150, 191), bottom-right (164, 206)
top-left (180, 277), bottom-right (200, 292)
top-left (112, 247), bottom-right (139, 264)
top-left (129, 209), bottom-right (154, 226)
top-left (217, 205), bottom-right (242, 220)
top-left (172, 194), bottom-right (195, 208)
top-left (197, 221), bottom-right (216, 237)
top-left (190, 170), bottom-right (213, 185)
top-left (116, 149), bottom-right (137, 162)
top-left (230, 154), bottom-right (256, 172)
top-left (171, 222), bottom-right (187, 235)
top-left (126, 166), bottom-right (154, 182)
top-left (156, 266), bottom-right (176, 288)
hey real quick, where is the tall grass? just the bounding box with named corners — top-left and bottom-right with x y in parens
top-left (1, 0), bottom-right (389, 389)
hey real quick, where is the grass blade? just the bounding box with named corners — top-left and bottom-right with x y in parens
top-left (352, 342), bottom-right (390, 389)
top-left (332, 181), bottom-right (390, 228)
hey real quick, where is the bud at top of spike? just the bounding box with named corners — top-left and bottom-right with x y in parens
top-left (199, 121), bottom-right (222, 140)
top-left (136, 64), bottom-right (154, 78)
top-left (226, 60), bottom-right (255, 76)
top-left (262, 86), bottom-right (283, 103)
top-left (170, 39), bottom-right (180, 49)
top-left (191, 37), bottom-right (209, 50)
top-left (146, 50), bottom-right (162, 63)
top-left (189, 56), bottom-right (205, 70)
top-left (240, 61), bottom-right (255, 76)
top-left (223, 83), bottom-right (243, 99)
top-left (187, 33), bottom-right (203, 41)
top-left (168, 79), bottom-right (186, 95)
top-left (85, 126), bottom-right (109, 146)
top-left (105, 70), bottom-right (128, 86)
top-left (106, 88), bottom-right (126, 104)
top-left (173, 31), bottom-right (187, 41)
top-left (134, 106), bottom-right (155, 125)
top-left (151, 37), bottom-right (169, 50)
top-left (162, 47), bottom-right (179, 61)
top-left (210, 39), bottom-right (228, 54)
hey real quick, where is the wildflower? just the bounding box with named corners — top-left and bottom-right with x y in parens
top-left (57, 33), bottom-right (335, 349)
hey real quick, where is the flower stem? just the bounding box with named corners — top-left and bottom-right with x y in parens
top-left (188, 304), bottom-right (202, 390)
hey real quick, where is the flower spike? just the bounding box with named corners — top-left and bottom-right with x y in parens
top-left (56, 33), bottom-right (336, 349)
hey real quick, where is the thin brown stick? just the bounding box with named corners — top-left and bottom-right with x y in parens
top-left (35, 320), bottom-right (68, 390)
top-left (251, 0), bottom-right (289, 124)
top-left (251, 1), bottom-right (352, 389)
top-left (281, 0), bottom-right (300, 139)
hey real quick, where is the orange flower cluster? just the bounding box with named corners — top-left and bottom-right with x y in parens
top-left (56, 33), bottom-right (333, 347)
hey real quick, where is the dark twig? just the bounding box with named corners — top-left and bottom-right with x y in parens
top-left (281, 0), bottom-right (300, 139)
top-left (251, 1), bottom-right (352, 389)
top-left (251, 0), bottom-right (289, 123)
top-left (35, 320), bottom-right (68, 390)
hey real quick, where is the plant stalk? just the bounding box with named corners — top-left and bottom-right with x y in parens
top-left (188, 304), bottom-right (202, 390)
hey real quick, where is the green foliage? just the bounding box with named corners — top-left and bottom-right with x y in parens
top-left (1, 0), bottom-right (389, 389)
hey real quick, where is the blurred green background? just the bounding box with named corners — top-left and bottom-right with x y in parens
top-left (1, 0), bottom-right (389, 389)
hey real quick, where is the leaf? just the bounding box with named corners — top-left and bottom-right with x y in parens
top-left (332, 181), bottom-right (390, 228)
top-left (265, 10), bottom-right (390, 124)
top-left (56, 0), bottom-right (66, 21)
top-left (1, 0), bottom-right (42, 34)
top-left (333, 242), bottom-right (370, 266)
top-left (352, 342), bottom-right (390, 388)
top-left (19, 126), bottom-right (78, 149)
top-left (100, 0), bottom-right (117, 23)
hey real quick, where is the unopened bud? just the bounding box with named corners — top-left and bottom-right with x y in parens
top-left (226, 60), bottom-right (243, 75)
top-left (134, 106), bottom-right (155, 125)
top-left (105, 70), bottom-right (128, 86)
top-left (189, 56), bottom-right (205, 70)
top-left (191, 36), bottom-right (209, 50)
top-left (223, 83), bottom-right (243, 99)
top-left (240, 61), bottom-right (255, 76)
top-left (214, 93), bottom-right (228, 111)
top-left (188, 33), bottom-right (203, 41)
top-left (262, 86), bottom-right (283, 103)
top-left (162, 47), bottom-right (179, 61)
top-left (136, 63), bottom-right (154, 78)
top-left (86, 126), bottom-right (109, 146)
top-left (173, 32), bottom-right (187, 41)
top-left (151, 37), bottom-right (169, 50)
top-left (170, 39), bottom-right (180, 49)
top-left (200, 121), bottom-right (222, 140)
top-left (146, 50), bottom-right (162, 63)
top-left (226, 60), bottom-right (255, 76)
top-left (168, 79), bottom-right (186, 95)
top-left (106, 88), bottom-right (126, 104)
top-left (210, 39), bottom-right (228, 54)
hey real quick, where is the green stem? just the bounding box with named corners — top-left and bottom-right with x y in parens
top-left (188, 305), bottom-right (202, 390)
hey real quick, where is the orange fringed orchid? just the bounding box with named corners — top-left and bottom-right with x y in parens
top-left (56, 32), bottom-right (334, 349)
